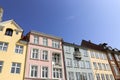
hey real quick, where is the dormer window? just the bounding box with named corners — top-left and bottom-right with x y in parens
top-left (5, 28), bottom-right (13, 36)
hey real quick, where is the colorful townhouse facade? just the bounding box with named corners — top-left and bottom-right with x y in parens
top-left (81, 40), bottom-right (115, 80)
top-left (99, 43), bottom-right (120, 80)
top-left (63, 42), bottom-right (94, 80)
top-left (24, 31), bottom-right (65, 80)
top-left (0, 19), bottom-right (27, 80)
top-left (1, 7), bottom-right (120, 80)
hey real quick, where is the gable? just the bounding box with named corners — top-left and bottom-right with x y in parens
top-left (0, 19), bottom-right (23, 32)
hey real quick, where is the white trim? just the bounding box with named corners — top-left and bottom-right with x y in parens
top-left (29, 64), bottom-right (38, 78)
top-left (41, 66), bottom-right (49, 79)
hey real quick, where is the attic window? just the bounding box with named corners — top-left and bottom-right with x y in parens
top-left (5, 28), bottom-right (13, 36)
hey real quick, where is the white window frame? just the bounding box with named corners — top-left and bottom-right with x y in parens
top-left (105, 74), bottom-right (110, 80)
top-left (95, 52), bottom-right (99, 59)
top-left (0, 42), bottom-right (8, 51)
top-left (101, 74), bottom-right (105, 80)
top-left (34, 35), bottom-right (39, 44)
top-left (83, 50), bottom-right (88, 57)
top-left (74, 60), bottom-right (79, 68)
top-left (30, 65), bottom-right (38, 78)
top-left (31, 48), bottom-right (39, 59)
top-left (108, 53), bottom-right (113, 60)
top-left (10, 62), bottom-right (21, 74)
top-left (98, 63), bottom-right (102, 70)
top-left (66, 58), bottom-right (72, 67)
top-left (43, 38), bottom-right (48, 46)
top-left (88, 73), bottom-right (94, 80)
top-left (52, 40), bottom-right (60, 49)
top-left (53, 68), bottom-right (62, 79)
top-left (79, 60), bottom-right (85, 68)
top-left (15, 45), bottom-right (23, 54)
top-left (85, 61), bottom-right (91, 69)
top-left (52, 53), bottom-right (61, 65)
top-left (65, 46), bottom-right (71, 53)
top-left (42, 50), bottom-right (48, 60)
top-left (109, 74), bottom-right (114, 80)
top-left (90, 51), bottom-right (95, 58)
top-left (115, 54), bottom-right (120, 61)
top-left (76, 72), bottom-right (80, 80)
top-left (41, 66), bottom-right (48, 78)
top-left (96, 73), bottom-right (100, 80)
top-left (68, 72), bottom-right (74, 80)
top-left (82, 72), bottom-right (87, 80)
top-left (93, 62), bottom-right (98, 70)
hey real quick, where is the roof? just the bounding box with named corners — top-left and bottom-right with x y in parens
top-left (0, 19), bottom-right (23, 31)
top-left (81, 40), bottom-right (105, 51)
top-left (30, 30), bottom-right (62, 40)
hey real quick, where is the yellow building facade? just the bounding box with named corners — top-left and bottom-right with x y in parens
top-left (0, 20), bottom-right (27, 80)
top-left (89, 49), bottom-right (115, 80)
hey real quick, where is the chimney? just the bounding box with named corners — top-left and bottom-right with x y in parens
top-left (0, 7), bottom-right (3, 22)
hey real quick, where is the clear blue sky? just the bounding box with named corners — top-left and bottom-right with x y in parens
top-left (0, 0), bottom-right (120, 49)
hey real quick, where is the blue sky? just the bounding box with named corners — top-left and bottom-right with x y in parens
top-left (0, 0), bottom-right (120, 49)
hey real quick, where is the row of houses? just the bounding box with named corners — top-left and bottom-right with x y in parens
top-left (0, 8), bottom-right (120, 80)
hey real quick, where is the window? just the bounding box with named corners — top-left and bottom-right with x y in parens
top-left (88, 73), bottom-right (94, 80)
top-left (76, 72), bottom-right (80, 80)
top-left (34, 36), bottom-right (39, 44)
top-left (99, 53), bottom-right (103, 59)
top-left (0, 42), bottom-right (8, 51)
top-left (85, 61), bottom-right (91, 69)
top-left (103, 53), bottom-right (107, 60)
top-left (106, 64), bottom-right (111, 70)
top-left (98, 63), bottom-right (102, 70)
top-left (113, 65), bottom-right (119, 75)
top-left (83, 50), bottom-right (88, 57)
top-left (43, 38), bottom-right (48, 46)
top-left (115, 54), bottom-right (120, 61)
top-left (30, 65), bottom-right (38, 77)
top-left (16, 31), bottom-right (19, 35)
top-left (109, 74), bottom-right (114, 80)
top-left (31, 49), bottom-right (39, 59)
top-left (5, 28), bottom-right (13, 36)
top-left (79, 60), bottom-right (85, 68)
top-left (65, 46), bottom-right (71, 53)
top-left (11, 62), bottom-right (21, 74)
top-left (52, 40), bottom-right (60, 48)
top-left (52, 53), bottom-right (61, 64)
top-left (82, 72), bottom-right (87, 80)
top-left (101, 74), bottom-right (105, 80)
top-left (68, 72), bottom-right (74, 80)
top-left (90, 51), bottom-right (95, 58)
top-left (42, 50), bottom-right (48, 60)
top-left (96, 73), bottom-right (100, 80)
top-left (53, 68), bottom-right (62, 78)
top-left (108, 53), bottom-right (113, 60)
top-left (66, 58), bottom-right (72, 67)
top-left (93, 62), bottom-right (98, 70)
top-left (105, 74), bottom-right (110, 80)
top-left (0, 61), bottom-right (3, 73)
top-left (95, 52), bottom-right (99, 59)
top-left (15, 45), bottom-right (23, 54)
top-left (102, 63), bottom-right (106, 70)
top-left (42, 67), bottom-right (48, 78)
top-left (74, 60), bottom-right (79, 68)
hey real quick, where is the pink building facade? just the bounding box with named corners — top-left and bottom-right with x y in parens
top-left (25, 31), bottom-right (65, 80)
